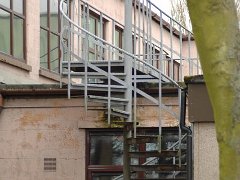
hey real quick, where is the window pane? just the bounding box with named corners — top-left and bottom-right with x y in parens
top-left (40, 29), bottom-right (48, 69)
top-left (50, 33), bottom-right (59, 72)
top-left (0, 0), bottom-right (10, 8)
top-left (50, 0), bottom-right (59, 32)
top-left (0, 9), bottom-right (10, 54)
top-left (13, 16), bottom-right (24, 59)
top-left (90, 135), bottom-right (123, 165)
top-left (13, 0), bottom-right (23, 14)
top-left (40, 0), bottom-right (48, 27)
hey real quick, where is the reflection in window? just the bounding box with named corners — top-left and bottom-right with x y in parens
top-left (13, 15), bottom-right (23, 58)
top-left (90, 135), bottom-right (123, 165)
top-left (13, 0), bottom-right (23, 14)
top-left (0, 0), bottom-right (25, 60)
top-left (40, 0), bottom-right (64, 73)
top-left (0, 9), bottom-right (10, 54)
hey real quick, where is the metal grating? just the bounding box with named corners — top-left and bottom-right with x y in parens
top-left (44, 158), bottom-right (56, 172)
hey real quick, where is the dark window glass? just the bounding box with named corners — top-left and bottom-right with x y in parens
top-left (92, 173), bottom-right (122, 180)
top-left (13, 15), bottom-right (24, 58)
top-left (0, 9), bottom-right (10, 54)
top-left (90, 135), bottom-right (123, 165)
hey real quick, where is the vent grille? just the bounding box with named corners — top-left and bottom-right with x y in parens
top-left (44, 158), bottom-right (56, 172)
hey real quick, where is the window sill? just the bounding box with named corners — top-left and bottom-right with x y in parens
top-left (0, 53), bottom-right (31, 71)
top-left (39, 68), bottom-right (61, 82)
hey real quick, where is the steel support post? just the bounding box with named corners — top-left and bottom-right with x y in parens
top-left (123, 0), bottom-right (133, 179)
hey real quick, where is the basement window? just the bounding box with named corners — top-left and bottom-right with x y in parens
top-left (44, 158), bottom-right (57, 172)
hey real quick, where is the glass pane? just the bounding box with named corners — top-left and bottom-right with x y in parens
top-left (13, 16), bottom-right (24, 59)
top-left (40, 29), bottom-right (48, 69)
top-left (50, 0), bottom-right (59, 32)
top-left (50, 33), bottom-right (59, 72)
top-left (13, 0), bottom-right (23, 14)
top-left (89, 16), bottom-right (96, 34)
top-left (40, 0), bottom-right (48, 27)
top-left (0, 9), bottom-right (10, 54)
top-left (0, 0), bottom-right (10, 8)
top-left (90, 135), bottom-right (123, 165)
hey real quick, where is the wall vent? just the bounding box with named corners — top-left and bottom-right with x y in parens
top-left (44, 158), bottom-right (56, 172)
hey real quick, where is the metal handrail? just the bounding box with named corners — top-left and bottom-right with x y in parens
top-left (112, 133), bottom-right (188, 180)
top-left (60, 0), bottom-right (181, 88)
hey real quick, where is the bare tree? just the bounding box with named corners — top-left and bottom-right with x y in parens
top-left (187, 0), bottom-right (240, 179)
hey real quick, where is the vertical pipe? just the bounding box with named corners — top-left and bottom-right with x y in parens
top-left (100, 12), bottom-right (103, 60)
top-left (179, 24), bottom-right (183, 81)
top-left (178, 88), bottom-right (182, 167)
top-left (123, 0), bottom-right (133, 179)
top-left (188, 31), bottom-right (192, 75)
top-left (67, 0), bottom-right (71, 99)
top-left (170, 18), bottom-right (173, 79)
top-left (84, 4), bottom-right (89, 114)
top-left (107, 46), bottom-right (111, 125)
top-left (158, 71), bottom-right (162, 153)
top-left (149, 0), bottom-right (152, 66)
top-left (159, 11), bottom-right (163, 73)
top-left (112, 20), bottom-right (115, 60)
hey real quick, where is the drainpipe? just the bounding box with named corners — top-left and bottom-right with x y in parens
top-left (0, 94), bottom-right (3, 114)
top-left (180, 89), bottom-right (192, 180)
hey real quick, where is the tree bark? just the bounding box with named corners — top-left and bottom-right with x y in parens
top-left (187, 0), bottom-right (240, 179)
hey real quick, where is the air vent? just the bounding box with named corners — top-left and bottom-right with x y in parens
top-left (44, 158), bottom-right (56, 172)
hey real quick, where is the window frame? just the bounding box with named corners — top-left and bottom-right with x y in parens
top-left (0, 0), bottom-right (26, 61)
top-left (40, 0), bottom-right (62, 73)
top-left (86, 127), bottom-right (179, 180)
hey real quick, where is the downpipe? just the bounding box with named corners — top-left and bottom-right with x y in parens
top-left (180, 89), bottom-right (192, 180)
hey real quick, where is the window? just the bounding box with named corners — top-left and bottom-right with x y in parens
top-left (114, 26), bottom-right (123, 60)
top-left (87, 129), bottom-right (123, 180)
top-left (87, 128), bottom-right (181, 180)
top-left (167, 59), bottom-right (180, 81)
top-left (81, 9), bottom-right (105, 61)
top-left (40, 0), bottom-right (66, 73)
top-left (0, 0), bottom-right (25, 60)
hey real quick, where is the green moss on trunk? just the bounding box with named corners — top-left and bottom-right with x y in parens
top-left (187, 0), bottom-right (240, 179)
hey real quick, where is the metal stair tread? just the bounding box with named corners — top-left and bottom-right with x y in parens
top-left (130, 164), bottom-right (187, 172)
top-left (88, 95), bottom-right (129, 103)
top-left (128, 150), bottom-right (180, 158)
top-left (127, 135), bottom-right (159, 144)
top-left (62, 71), bottom-right (126, 77)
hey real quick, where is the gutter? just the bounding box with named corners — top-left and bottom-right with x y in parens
top-left (180, 88), bottom-right (193, 180)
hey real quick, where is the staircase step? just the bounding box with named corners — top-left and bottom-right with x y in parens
top-left (127, 136), bottom-right (159, 144)
top-left (70, 83), bottom-right (126, 92)
top-left (130, 164), bottom-right (187, 172)
top-left (62, 60), bottom-right (124, 69)
top-left (62, 71), bottom-right (126, 79)
top-left (88, 95), bottom-right (128, 105)
top-left (110, 108), bottom-right (130, 118)
top-left (129, 150), bottom-right (179, 158)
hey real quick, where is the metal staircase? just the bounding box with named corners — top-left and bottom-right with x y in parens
top-left (60, 0), bottom-right (200, 179)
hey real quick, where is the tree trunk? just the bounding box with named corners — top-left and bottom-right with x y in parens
top-left (187, 0), bottom-right (240, 179)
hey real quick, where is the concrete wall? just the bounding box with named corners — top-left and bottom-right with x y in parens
top-left (193, 123), bottom-right (219, 180)
top-left (0, 94), bottom-right (180, 179)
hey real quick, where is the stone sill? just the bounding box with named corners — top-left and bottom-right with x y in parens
top-left (39, 68), bottom-right (61, 82)
top-left (0, 53), bottom-right (32, 71)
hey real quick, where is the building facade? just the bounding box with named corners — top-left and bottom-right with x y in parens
top-left (0, 1), bottom-right (217, 180)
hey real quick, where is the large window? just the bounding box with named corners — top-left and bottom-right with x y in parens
top-left (87, 128), bottom-right (181, 180)
top-left (0, 0), bottom-right (25, 60)
top-left (40, 0), bottom-right (64, 73)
